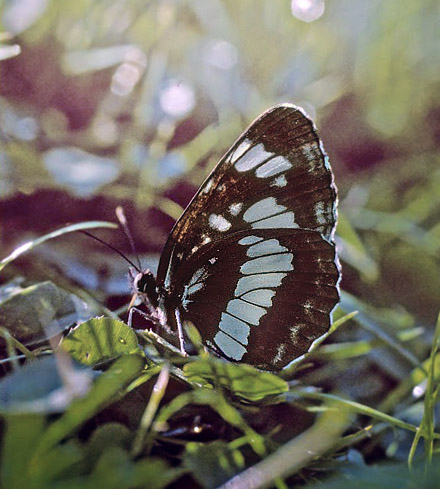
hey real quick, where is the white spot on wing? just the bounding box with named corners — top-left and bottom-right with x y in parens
top-left (241, 289), bottom-right (276, 307)
top-left (243, 197), bottom-right (287, 223)
top-left (226, 299), bottom-right (266, 325)
top-left (273, 343), bottom-right (287, 364)
top-left (186, 282), bottom-right (203, 296)
top-left (214, 331), bottom-right (247, 360)
top-left (229, 138), bottom-right (252, 164)
top-left (290, 324), bottom-right (301, 342)
top-left (314, 201), bottom-right (328, 225)
top-left (225, 237), bottom-right (294, 329)
top-left (234, 143), bottom-right (272, 172)
top-left (202, 179), bottom-right (214, 194)
top-left (229, 202), bottom-right (243, 216)
top-left (301, 141), bottom-right (319, 163)
top-left (240, 253), bottom-right (294, 275)
top-left (235, 272), bottom-right (286, 295)
top-left (251, 212), bottom-right (298, 229)
top-left (303, 300), bottom-right (313, 315)
top-left (183, 267), bottom-right (207, 309)
top-left (208, 214), bottom-right (232, 232)
top-left (247, 239), bottom-right (288, 257)
top-left (255, 156), bottom-right (292, 178)
top-left (271, 174), bottom-right (287, 187)
top-left (218, 313), bottom-right (250, 345)
top-left (238, 235), bottom-right (263, 246)
top-left (189, 267), bottom-right (205, 285)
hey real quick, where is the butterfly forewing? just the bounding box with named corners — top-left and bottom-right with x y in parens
top-left (157, 105), bottom-right (337, 288)
top-left (153, 104), bottom-right (340, 370)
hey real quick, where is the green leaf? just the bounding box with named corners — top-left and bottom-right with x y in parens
top-left (33, 353), bottom-right (145, 455)
top-left (87, 447), bottom-right (181, 489)
top-left (0, 414), bottom-right (46, 489)
top-left (337, 213), bottom-right (379, 281)
top-left (305, 458), bottom-right (439, 489)
top-left (297, 390), bottom-right (418, 434)
top-left (30, 441), bottom-right (84, 488)
top-left (0, 281), bottom-right (91, 346)
top-left (184, 440), bottom-right (245, 488)
top-left (408, 312), bottom-right (440, 469)
top-left (155, 389), bottom-right (266, 457)
top-left (339, 291), bottom-right (421, 370)
top-left (62, 318), bottom-right (140, 366)
top-left (184, 358), bottom-right (288, 402)
top-left (83, 423), bottom-right (132, 472)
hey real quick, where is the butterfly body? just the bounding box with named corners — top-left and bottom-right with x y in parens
top-left (137, 104), bottom-right (340, 371)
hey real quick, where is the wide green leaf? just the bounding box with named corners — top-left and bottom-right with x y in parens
top-left (62, 318), bottom-right (140, 366)
top-left (184, 358), bottom-right (288, 402)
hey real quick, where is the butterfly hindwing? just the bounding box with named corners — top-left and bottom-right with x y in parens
top-left (165, 228), bottom-right (339, 370)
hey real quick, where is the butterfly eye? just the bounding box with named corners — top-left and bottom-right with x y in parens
top-left (135, 271), bottom-right (158, 300)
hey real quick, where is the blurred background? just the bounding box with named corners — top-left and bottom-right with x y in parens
top-left (0, 0), bottom-right (439, 359)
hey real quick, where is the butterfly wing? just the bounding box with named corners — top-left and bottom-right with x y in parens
top-left (157, 104), bottom-right (338, 290)
top-left (167, 228), bottom-right (339, 370)
top-left (155, 104), bottom-right (340, 369)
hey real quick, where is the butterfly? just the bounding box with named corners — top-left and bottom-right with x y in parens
top-left (134, 104), bottom-right (340, 371)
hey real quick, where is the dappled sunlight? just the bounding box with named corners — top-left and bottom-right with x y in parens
top-left (291, 0), bottom-right (325, 22)
top-left (159, 79), bottom-right (196, 118)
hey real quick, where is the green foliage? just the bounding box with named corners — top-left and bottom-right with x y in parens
top-left (0, 355), bottom-right (182, 489)
top-left (0, 0), bottom-right (439, 487)
top-left (1, 414), bottom-right (180, 489)
top-left (184, 357), bottom-right (289, 402)
top-left (408, 313), bottom-right (440, 469)
top-left (62, 318), bottom-right (141, 366)
top-left (184, 440), bottom-right (246, 488)
top-left (307, 459), bottom-right (440, 489)
top-left (35, 354), bottom-right (145, 454)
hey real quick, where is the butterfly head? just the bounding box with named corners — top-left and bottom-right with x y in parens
top-left (132, 269), bottom-right (159, 306)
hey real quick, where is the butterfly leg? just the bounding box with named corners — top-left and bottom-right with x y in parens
top-left (128, 306), bottom-right (153, 329)
top-left (128, 306), bottom-right (169, 333)
top-left (174, 308), bottom-right (188, 356)
top-left (128, 306), bottom-right (188, 357)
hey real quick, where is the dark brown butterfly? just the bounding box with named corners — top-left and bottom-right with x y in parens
top-left (134, 104), bottom-right (340, 370)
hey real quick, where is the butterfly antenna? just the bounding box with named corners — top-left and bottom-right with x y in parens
top-left (115, 206), bottom-right (143, 271)
top-left (79, 230), bottom-right (141, 273)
